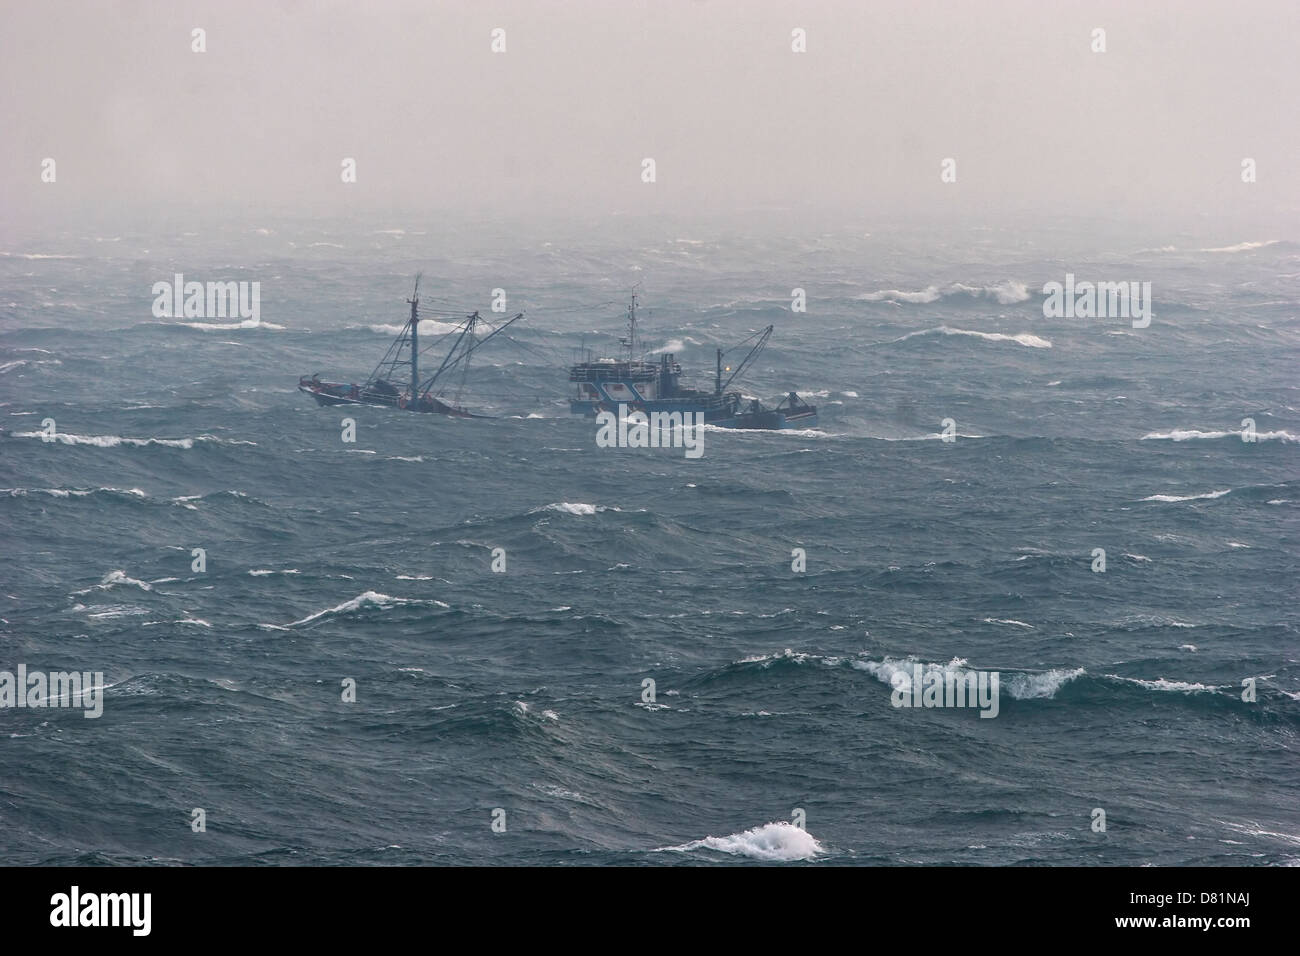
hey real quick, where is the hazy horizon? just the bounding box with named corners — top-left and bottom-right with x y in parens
top-left (3, 0), bottom-right (1298, 240)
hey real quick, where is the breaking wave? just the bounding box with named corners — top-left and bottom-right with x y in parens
top-left (852, 656), bottom-right (1084, 700)
top-left (281, 590), bottom-right (449, 628)
top-left (532, 502), bottom-right (619, 516)
top-left (858, 280), bottom-right (1031, 305)
top-left (362, 319), bottom-right (465, 336)
top-left (657, 821), bottom-right (824, 861)
top-left (3, 486), bottom-right (147, 499)
top-left (894, 326), bottom-right (1051, 349)
top-left (1141, 489), bottom-right (1231, 503)
top-left (177, 318), bottom-right (284, 331)
top-left (1107, 676), bottom-right (1226, 693)
top-left (1197, 240), bottom-right (1282, 253)
top-left (0, 359), bottom-right (62, 374)
top-left (11, 431), bottom-right (256, 448)
top-left (73, 569), bottom-right (154, 595)
top-left (1140, 429), bottom-right (1297, 443)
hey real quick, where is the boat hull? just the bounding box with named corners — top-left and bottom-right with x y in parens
top-left (298, 381), bottom-right (483, 418)
top-left (569, 398), bottom-right (817, 430)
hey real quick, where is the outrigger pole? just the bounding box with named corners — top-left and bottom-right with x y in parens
top-left (715, 325), bottom-right (774, 396)
top-left (416, 311), bottom-right (525, 398)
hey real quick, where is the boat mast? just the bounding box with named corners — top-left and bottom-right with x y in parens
top-left (407, 274), bottom-right (421, 404)
top-left (716, 348), bottom-right (723, 396)
top-left (620, 292), bottom-right (638, 362)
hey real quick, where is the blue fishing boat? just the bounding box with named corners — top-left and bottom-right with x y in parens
top-left (568, 294), bottom-right (817, 429)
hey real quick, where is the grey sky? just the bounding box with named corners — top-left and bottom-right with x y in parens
top-left (3, 0), bottom-right (1296, 234)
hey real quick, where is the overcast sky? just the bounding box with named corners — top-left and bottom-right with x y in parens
top-left (2, 0), bottom-right (1296, 234)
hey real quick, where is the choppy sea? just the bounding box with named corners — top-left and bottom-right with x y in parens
top-left (2, 213), bottom-right (1296, 864)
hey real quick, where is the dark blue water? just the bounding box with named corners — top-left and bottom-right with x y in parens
top-left (2, 214), bottom-right (1297, 864)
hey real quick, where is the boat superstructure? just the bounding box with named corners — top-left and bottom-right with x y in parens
top-left (299, 276), bottom-right (522, 417)
top-left (567, 294), bottom-right (817, 429)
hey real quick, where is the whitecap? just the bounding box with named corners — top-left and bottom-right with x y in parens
top-left (1141, 490), bottom-right (1231, 503)
top-left (283, 590), bottom-right (447, 628)
top-left (1112, 676), bottom-right (1223, 693)
top-left (893, 326), bottom-right (1051, 349)
top-left (1141, 429), bottom-right (1296, 443)
top-left (657, 822), bottom-right (824, 861)
top-left (1197, 240), bottom-right (1281, 253)
top-left (533, 502), bottom-right (617, 516)
top-left (859, 280), bottom-right (1031, 305)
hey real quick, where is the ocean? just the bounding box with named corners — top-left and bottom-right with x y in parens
top-left (2, 212), bottom-right (1296, 865)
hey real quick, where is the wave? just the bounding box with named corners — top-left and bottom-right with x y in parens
top-left (1141, 489), bottom-right (1231, 503)
top-left (360, 319), bottom-right (465, 336)
top-left (721, 650), bottom-right (1085, 703)
top-left (172, 490), bottom-right (264, 508)
top-left (1141, 429), bottom-right (1297, 443)
top-left (894, 326), bottom-right (1051, 349)
top-left (282, 590), bottom-right (449, 628)
top-left (858, 280), bottom-right (1031, 305)
top-left (1107, 676), bottom-right (1226, 693)
top-left (81, 604), bottom-right (149, 620)
top-left (850, 654), bottom-right (1278, 707)
top-left (888, 430), bottom-right (989, 441)
top-left (852, 656), bottom-right (1084, 700)
top-left (0, 359), bottom-right (61, 374)
top-left (1198, 240), bottom-right (1282, 253)
top-left (176, 318), bottom-right (284, 331)
top-left (11, 431), bottom-right (256, 449)
top-left (1003, 668), bottom-right (1088, 699)
top-left (738, 648), bottom-right (840, 668)
top-left (700, 423), bottom-right (829, 439)
top-left (3, 486), bottom-right (146, 499)
top-left (532, 502), bottom-right (619, 516)
top-left (73, 569), bottom-right (154, 595)
top-left (657, 822), bottom-right (824, 861)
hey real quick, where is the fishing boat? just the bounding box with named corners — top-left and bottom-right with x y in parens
top-left (299, 276), bottom-right (522, 417)
top-left (568, 293), bottom-right (817, 429)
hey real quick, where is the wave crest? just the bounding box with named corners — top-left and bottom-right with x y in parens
top-left (658, 822), bottom-right (824, 861)
top-left (893, 326), bottom-right (1051, 349)
top-left (859, 280), bottom-right (1030, 305)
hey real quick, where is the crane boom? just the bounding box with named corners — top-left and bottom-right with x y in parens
top-left (716, 325), bottom-right (774, 395)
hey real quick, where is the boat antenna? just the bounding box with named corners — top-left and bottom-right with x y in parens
top-left (619, 290), bottom-right (639, 362)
